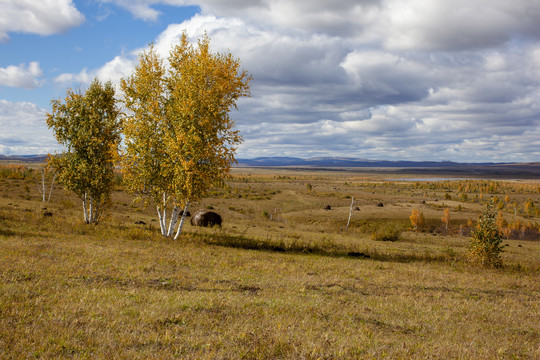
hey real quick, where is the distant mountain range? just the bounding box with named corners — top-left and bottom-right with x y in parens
top-left (0, 154), bottom-right (48, 163)
top-left (235, 157), bottom-right (540, 177)
top-left (236, 156), bottom-right (497, 167)
top-left (1, 155), bottom-right (538, 177)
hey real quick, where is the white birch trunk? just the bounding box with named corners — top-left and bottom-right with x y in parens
top-left (162, 193), bottom-right (167, 235)
top-left (40, 170), bottom-right (46, 202)
top-left (346, 197), bottom-right (354, 230)
top-left (167, 207), bottom-right (180, 237)
top-left (39, 170), bottom-right (55, 202)
top-left (157, 206), bottom-right (166, 235)
top-left (82, 193), bottom-right (89, 223)
top-left (89, 197), bottom-right (94, 224)
top-left (174, 201), bottom-right (190, 240)
top-left (47, 174), bottom-right (55, 202)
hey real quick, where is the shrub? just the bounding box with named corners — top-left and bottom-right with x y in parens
top-left (467, 201), bottom-right (506, 267)
top-left (409, 209), bottom-right (425, 231)
top-left (371, 223), bottom-right (401, 242)
top-left (441, 208), bottom-right (450, 232)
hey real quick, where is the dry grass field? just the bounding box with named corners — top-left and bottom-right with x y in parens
top-left (0, 164), bottom-right (539, 359)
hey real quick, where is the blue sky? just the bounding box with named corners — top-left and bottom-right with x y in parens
top-left (1, 0), bottom-right (540, 162)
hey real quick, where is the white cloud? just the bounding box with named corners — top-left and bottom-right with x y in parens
top-left (0, 100), bottom-right (57, 155)
top-left (54, 68), bottom-right (92, 85)
top-left (54, 55), bottom-right (136, 86)
top-left (100, 0), bottom-right (540, 49)
top-left (96, 55), bottom-right (137, 84)
top-left (98, 0), bottom-right (162, 21)
top-left (382, 0), bottom-right (540, 51)
top-left (0, 0), bottom-right (85, 42)
top-left (0, 100), bottom-right (44, 127)
top-left (53, 1), bottom-right (540, 162)
top-left (237, 0), bottom-right (381, 37)
top-left (171, 13), bottom-right (540, 161)
top-left (0, 62), bottom-right (44, 89)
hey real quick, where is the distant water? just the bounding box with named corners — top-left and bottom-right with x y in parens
top-left (388, 178), bottom-right (480, 181)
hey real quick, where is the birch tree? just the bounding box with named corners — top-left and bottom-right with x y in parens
top-left (46, 78), bottom-right (121, 224)
top-left (37, 161), bottom-right (56, 202)
top-left (409, 209), bottom-right (425, 232)
top-left (121, 33), bottom-right (251, 238)
top-left (120, 46), bottom-right (174, 235)
top-left (441, 208), bottom-right (450, 231)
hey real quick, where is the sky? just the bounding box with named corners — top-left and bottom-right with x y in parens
top-left (1, 0), bottom-right (540, 163)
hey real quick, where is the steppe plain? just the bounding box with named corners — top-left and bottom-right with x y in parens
top-left (0, 164), bottom-right (538, 359)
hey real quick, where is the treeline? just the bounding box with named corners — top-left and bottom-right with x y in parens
top-left (409, 206), bottom-right (539, 241)
top-left (0, 164), bottom-right (36, 180)
top-left (408, 179), bottom-right (540, 194)
top-left (42, 32), bottom-right (250, 236)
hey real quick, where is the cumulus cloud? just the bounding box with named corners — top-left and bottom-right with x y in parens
top-left (101, 0), bottom-right (540, 47)
top-left (98, 0), bottom-right (162, 21)
top-left (0, 0), bottom-right (85, 42)
top-left (0, 62), bottom-right (44, 88)
top-left (54, 54), bottom-right (137, 86)
top-left (54, 68), bottom-right (91, 85)
top-left (0, 100), bottom-right (57, 155)
top-left (96, 56), bottom-right (137, 84)
top-left (56, 1), bottom-right (540, 161)
top-left (382, 0), bottom-right (540, 51)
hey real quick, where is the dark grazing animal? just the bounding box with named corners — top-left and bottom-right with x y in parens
top-left (179, 210), bottom-right (191, 217)
top-left (190, 210), bottom-right (222, 227)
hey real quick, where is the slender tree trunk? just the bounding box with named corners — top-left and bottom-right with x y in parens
top-left (47, 174), bottom-right (55, 202)
top-left (162, 193), bottom-right (167, 235)
top-left (157, 206), bottom-right (166, 235)
top-left (93, 198), bottom-right (101, 224)
top-left (82, 192), bottom-right (89, 223)
top-left (39, 170), bottom-right (56, 202)
top-left (167, 207), bottom-right (180, 237)
top-left (156, 192), bottom-right (173, 236)
top-left (346, 197), bottom-right (354, 230)
top-left (40, 170), bottom-right (46, 202)
top-left (174, 201), bottom-right (190, 240)
top-left (89, 197), bottom-right (94, 224)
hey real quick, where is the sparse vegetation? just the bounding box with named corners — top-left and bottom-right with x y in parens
top-left (468, 201), bottom-right (507, 267)
top-left (370, 222), bottom-right (402, 242)
top-left (0, 166), bottom-right (538, 358)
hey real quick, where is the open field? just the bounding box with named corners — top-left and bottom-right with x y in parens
top-left (0, 165), bottom-right (539, 359)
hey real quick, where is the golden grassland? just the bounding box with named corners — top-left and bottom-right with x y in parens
top-left (0, 165), bottom-right (539, 359)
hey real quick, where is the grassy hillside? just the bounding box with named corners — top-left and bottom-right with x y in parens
top-left (0, 166), bottom-right (539, 359)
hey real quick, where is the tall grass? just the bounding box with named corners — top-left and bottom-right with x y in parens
top-left (0, 168), bottom-right (539, 358)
